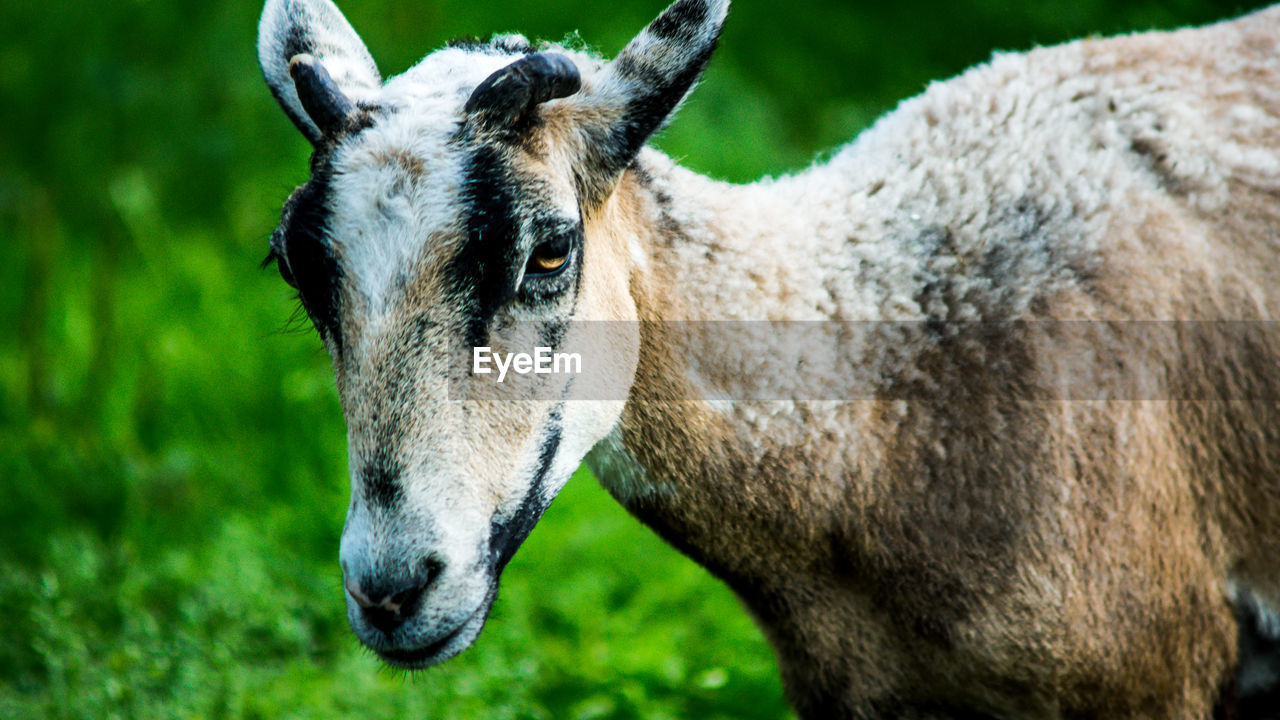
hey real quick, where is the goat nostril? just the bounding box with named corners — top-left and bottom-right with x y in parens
top-left (384, 582), bottom-right (424, 614)
top-left (345, 575), bottom-right (376, 609)
top-left (361, 604), bottom-right (402, 636)
top-left (348, 566), bottom-right (437, 636)
top-left (424, 556), bottom-right (445, 584)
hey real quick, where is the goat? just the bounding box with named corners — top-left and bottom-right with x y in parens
top-left (256, 0), bottom-right (1280, 716)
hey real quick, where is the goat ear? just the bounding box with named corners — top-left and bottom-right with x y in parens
top-left (258, 0), bottom-right (381, 145)
top-left (575, 0), bottom-right (729, 203)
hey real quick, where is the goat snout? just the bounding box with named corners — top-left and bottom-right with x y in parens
top-left (344, 567), bottom-right (436, 635)
top-left (338, 536), bottom-right (494, 667)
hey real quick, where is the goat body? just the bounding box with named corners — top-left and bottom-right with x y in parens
top-left (257, 1), bottom-right (1280, 717)
top-left (599, 10), bottom-right (1280, 716)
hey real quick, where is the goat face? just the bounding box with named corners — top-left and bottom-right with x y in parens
top-left (257, 0), bottom-right (727, 667)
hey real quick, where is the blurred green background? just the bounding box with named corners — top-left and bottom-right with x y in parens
top-left (0, 0), bottom-right (1271, 718)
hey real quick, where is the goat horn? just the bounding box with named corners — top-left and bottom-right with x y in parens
top-left (465, 52), bottom-right (581, 131)
top-left (289, 53), bottom-right (358, 138)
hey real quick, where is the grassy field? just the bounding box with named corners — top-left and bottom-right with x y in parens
top-left (0, 0), bottom-right (1270, 717)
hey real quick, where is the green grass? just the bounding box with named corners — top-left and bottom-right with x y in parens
top-left (0, 0), bottom-right (1271, 717)
top-left (0, 473), bottom-right (785, 720)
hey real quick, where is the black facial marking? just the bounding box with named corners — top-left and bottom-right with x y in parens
top-left (274, 153), bottom-right (345, 348)
top-left (361, 447), bottom-right (405, 510)
top-left (488, 411), bottom-right (563, 575)
top-left (451, 138), bottom-right (582, 345)
top-left (451, 143), bottom-right (523, 348)
top-left (648, 0), bottom-right (709, 42)
top-left (261, 247), bottom-right (296, 288)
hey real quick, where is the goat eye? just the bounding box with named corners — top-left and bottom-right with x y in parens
top-left (275, 253), bottom-right (298, 289)
top-left (525, 236), bottom-right (571, 276)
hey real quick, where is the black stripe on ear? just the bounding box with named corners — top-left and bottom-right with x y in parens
top-left (576, 37), bottom-right (717, 204)
top-left (578, 0), bottom-right (726, 203)
top-left (648, 0), bottom-right (710, 42)
top-left (614, 37), bottom-right (717, 159)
